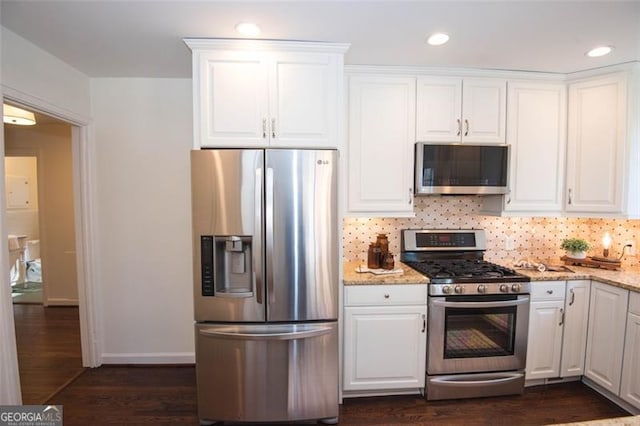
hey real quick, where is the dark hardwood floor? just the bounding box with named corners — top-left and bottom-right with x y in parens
top-left (47, 366), bottom-right (630, 425)
top-left (13, 304), bottom-right (84, 404)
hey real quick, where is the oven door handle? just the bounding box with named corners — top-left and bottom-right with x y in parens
top-left (430, 297), bottom-right (529, 309)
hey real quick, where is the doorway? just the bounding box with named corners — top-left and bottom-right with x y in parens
top-left (3, 105), bottom-right (84, 403)
top-left (6, 156), bottom-right (43, 304)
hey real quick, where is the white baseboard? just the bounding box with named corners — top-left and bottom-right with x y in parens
top-left (101, 352), bottom-right (195, 364)
top-left (45, 298), bottom-right (79, 306)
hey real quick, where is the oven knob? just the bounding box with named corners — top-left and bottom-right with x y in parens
top-left (499, 284), bottom-right (509, 293)
top-left (512, 283), bottom-right (522, 293)
top-left (477, 284), bottom-right (487, 293)
top-left (442, 285), bottom-right (452, 294)
top-left (454, 285), bottom-right (463, 294)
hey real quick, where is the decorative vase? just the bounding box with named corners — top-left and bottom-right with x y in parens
top-left (566, 250), bottom-right (587, 259)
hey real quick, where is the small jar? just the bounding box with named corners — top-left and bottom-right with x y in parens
top-left (382, 252), bottom-right (395, 270)
top-left (367, 243), bottom-right (382, 269)
top-left (376, 233), bottom-right (389, 254)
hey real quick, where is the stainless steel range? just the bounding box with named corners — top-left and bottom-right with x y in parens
top-left (401, 229), bottom-right (531, 401)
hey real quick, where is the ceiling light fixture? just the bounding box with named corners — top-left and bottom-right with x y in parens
top-left (3, 104), bottom-right (36, 126)
top-left (235, 22), bottom-right (261, 37)
top-left (427, 33), bottom-right (450, 46)
top-left (586, 46), bottom-right (614, 58)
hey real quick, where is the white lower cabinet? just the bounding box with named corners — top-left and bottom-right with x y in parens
top-left (584, 281), bottom-right (629, 394)
top-left (526, 281), bottom-right (565, 380)
top-left (343, 285), bottom-right (427, 393)
top-left (621, 292), bottom-right (640, 409)
top-left (526, 280), bottom-right (591, 382)
top-left (560, 280), bottom-right (591, 377)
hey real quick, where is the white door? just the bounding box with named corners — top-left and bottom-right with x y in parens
top-left (504, 81), bottom-right (566, 212)
top-left (526, 300), bottom-right (564, 380)
top-left (197, 51), bottom-right (269, 148)
top-left (621, 312), bottom-right (640, 409)
top-left (560, 280), bottom-right (591, 377)
top-left (347, 75), bottom-right (416, 215)
top-left (565, 74), bottom-right (627, 213)
top-left (269, 52), bottom-right (337, 148)
top-left (584, 282), bottom-right (629, 394)
top-left (461, 78), bottom-right (506, 144)
top-left (416, 77), bottom-right (462, 142)
top-left (343, 305), bottom-right (427, 391)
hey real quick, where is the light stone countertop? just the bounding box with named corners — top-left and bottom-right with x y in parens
top-left (343, 260), bottom-right (640, 293)
top-left (551, 415), bottom-right (640, 425)
top-left (343, 260), bottom-right (429, 285)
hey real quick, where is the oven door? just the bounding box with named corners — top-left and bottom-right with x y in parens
top-left (428, 294), bottom-right (529, 374)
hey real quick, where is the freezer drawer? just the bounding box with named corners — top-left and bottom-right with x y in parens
top-left (195, 322), bottom-right (338, 423)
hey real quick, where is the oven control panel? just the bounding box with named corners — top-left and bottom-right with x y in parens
top-left (430, 282), bottom-right (531, 296)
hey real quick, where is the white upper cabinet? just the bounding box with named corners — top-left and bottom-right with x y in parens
top-left (185, 39), bottom-right (348, 149)
top-left (482, 81), bottom-right (567, 215)
top-left (416, 77), bottom-right (506, 144)
top-left (347, 75), bottom-right (416, 216)
top-left (565, 73), bottom-right (628, 213)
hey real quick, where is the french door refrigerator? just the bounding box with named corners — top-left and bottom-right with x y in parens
top-left (191, 149), bottom-right (339, 424)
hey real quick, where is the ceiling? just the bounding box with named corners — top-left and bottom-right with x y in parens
top-left (1, 1), bottom-right (639, 78)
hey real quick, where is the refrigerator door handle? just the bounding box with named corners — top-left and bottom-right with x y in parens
top-left (265, 167), bottom-right (275, 301)
top-left (199, 326), bottom-right (333, 341)
top-left (254, 166), bottom-right (264, 304)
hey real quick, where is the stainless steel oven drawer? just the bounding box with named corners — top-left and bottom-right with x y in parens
top-left (427, 371), bottom-right (525, 400)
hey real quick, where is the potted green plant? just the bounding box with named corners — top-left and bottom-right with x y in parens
top-left (561, 238), bottom-right (590, 259)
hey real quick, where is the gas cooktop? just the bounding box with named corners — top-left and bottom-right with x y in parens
top-left (400, 229), bottom-right (531, 296)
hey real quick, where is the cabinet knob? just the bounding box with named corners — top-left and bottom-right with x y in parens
top-left (262, 118), bottom-right (267, 139)
top-left (271, 118), bottom-right (276, 139)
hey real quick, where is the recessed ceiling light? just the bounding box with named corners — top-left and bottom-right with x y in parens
top-left (235, 22), bottom-right (261, 37)
top-left (586, 46), bottom-right (614, 57)
top-left (427, 33), bottom-right (450, 46)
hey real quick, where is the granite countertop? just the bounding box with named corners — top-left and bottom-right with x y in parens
top-left (517, 265), bottom-right (640, 293)
top-left (343, 260), bottom-right (429, 285)
top-left (343, 260), bottom-right (640, 293)
top-left (551, 415), bottom-right (640, 425)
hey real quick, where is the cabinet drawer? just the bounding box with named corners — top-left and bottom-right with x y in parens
top-left (345, 285), bottom-right (427, 306)
top-left (530, 281), bottom-right (566, 301)
top-left (630, 291), bottom-right (640, 316)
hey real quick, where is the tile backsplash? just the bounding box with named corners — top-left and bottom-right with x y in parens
top-left (343, 197), bottom-right (640, 268)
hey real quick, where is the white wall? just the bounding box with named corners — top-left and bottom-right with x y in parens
top-left (5, 157), bottom-right (40, 241)
top-left (1, 27), bottom-right (90, 121)
top-left (91, 78), bottom-right (194, 363)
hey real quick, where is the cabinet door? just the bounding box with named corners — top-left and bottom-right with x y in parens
top-left (565, 74), bottom-right (627, 213)
top-left (584, 281), bottom-right (629, 394)
top-left (504, 81), bottom-right (566, 212)
top-left (526, 300), bottom-right (564, 380)
top-left (196, 51), bottom-right (269, 148)
top-left (416, 77), bottom-right (462, 142)
top-left (269, 52), bottom-right (338, 148)
top-left (560, 280), bottom-right (591, 377)
top-left (343, 305), bottom-right (427, 391)
top-left (347, 75), bottom-right (416, 215)
top-left (621, 312), bottom-right (640, 409)
top-left (461, 78), bottom-right (506, 144)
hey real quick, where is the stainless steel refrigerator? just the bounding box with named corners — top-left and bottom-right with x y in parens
top-left (191, 149), bottom-right (339, 424)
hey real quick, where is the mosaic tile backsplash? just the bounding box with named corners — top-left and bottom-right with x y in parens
top-left (343, 197), bottom-right (640, 268)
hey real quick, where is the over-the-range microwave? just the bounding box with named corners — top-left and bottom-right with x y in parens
top-left (414, 143), bottom-right (510, 195)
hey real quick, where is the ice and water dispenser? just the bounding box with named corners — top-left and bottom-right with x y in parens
top-left (200, 235), bottom-right (253, 297)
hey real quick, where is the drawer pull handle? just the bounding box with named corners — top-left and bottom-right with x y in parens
top-left (384, 294), bottom-right (390, 299)
top-left (546, 290), bottom-right (553, 294)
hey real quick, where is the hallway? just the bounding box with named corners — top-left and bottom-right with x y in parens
top-left (13, 304), bottom-right (83, 403)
